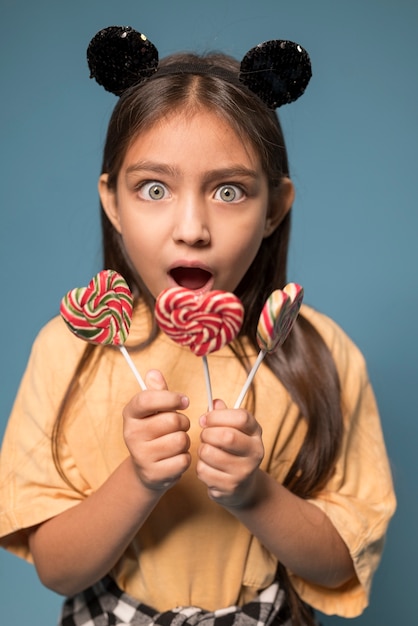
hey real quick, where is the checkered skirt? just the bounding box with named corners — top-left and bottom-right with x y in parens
top-left (58, 575), bottom-right (296, 626)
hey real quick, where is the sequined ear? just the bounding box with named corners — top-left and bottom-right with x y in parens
top-left (239, 40), bottom-right (312, 108)
top-left (87, 26), bottom-right (159, 96)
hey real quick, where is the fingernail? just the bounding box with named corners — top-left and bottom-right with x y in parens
top-left (180, 395), bottom-right (189, 408)
top-left (199, 414), bottom-right (207, 427)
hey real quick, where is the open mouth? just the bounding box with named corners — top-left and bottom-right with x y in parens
top-left (170, 267), bottom-right (213, 290)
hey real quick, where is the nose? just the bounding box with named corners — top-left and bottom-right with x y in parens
top-left (172, 196), bottom-right (211, 246)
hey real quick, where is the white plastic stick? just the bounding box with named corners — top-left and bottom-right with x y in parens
top-left (202, 355), bottom-right (213, 410)
top-left (234, 350), bottom-right (266, 409)
top-left (119, 345), bottom-right (147, 390)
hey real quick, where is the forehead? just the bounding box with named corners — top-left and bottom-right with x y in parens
top-left (122, 106), bottom-right (260, 170)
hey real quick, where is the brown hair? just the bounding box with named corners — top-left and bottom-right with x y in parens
top-left (53, 51), bottom-right (342, 625)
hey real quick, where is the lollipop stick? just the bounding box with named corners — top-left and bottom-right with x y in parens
top-left (119, 345), bottom-right (147, 390)
top-left (202, 355), bottom-right (213, 410)
top-left (234, 350), bottom-right (266, 409)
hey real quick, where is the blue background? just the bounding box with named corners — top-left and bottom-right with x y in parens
top-left (1, 1), bottom-right (416, 624)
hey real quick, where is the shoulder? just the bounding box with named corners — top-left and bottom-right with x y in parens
top-left (29, 315), bottom-right (88, 376)
top-left (34, 314), bottom-right (86, 349)
top-left (6, 316), bottom-right (93, 440)
top-left (300, 304), bottom-right (369, 389)
top-left (301, 303), bottom-right (357, 348)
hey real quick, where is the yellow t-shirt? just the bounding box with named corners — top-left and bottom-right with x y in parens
top-left (0, 302), bottom-right (396, 617)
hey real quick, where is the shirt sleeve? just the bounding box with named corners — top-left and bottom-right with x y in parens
top-left (290, 309), bottom-right (396, 617)
top-left (0, 318), bottom-right (91, 561)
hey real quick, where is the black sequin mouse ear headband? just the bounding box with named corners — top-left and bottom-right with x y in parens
top-left (87, 26), bottom-right (312, 108)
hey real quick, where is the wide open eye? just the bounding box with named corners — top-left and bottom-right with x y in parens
top-left (214, 185), bottom-right (245, 203)
top-left (139, 182), bottom-right (168, 200)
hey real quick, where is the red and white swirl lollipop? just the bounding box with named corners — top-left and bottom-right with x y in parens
top-left (60, 270), bottom-right (146, 389)
top-left (155, 288), bottom-right (244, 356)
top-left (155, 287), bottom-right (244, 407)
top-left (235, 283), bottom-right (303, 407)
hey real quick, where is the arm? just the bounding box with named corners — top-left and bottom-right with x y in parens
top-left (28, 370), bottom-right (191, 596)
top-left (197, 400), bottom-right (355, 589)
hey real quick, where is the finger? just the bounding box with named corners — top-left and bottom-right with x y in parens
top-left (125, 369), bottom-right (188, 418)
top-left (201, 408), bottom-right (261, 437)
top-left (196, 446), bottom-right (263, 497)
top-left (145, 369), bottom-right (168, 390)
top-left (196, 455), bottom-right (250, 502)
top-left (142, 429), bottom-right (191, 462)
top-left (200, 426), bottom-right (249, 455)
top-left (125, 411), bottom-right (191, 444)
top-left (139, 452), bottom-right (192, 491)
top-left (125, 391), bottom-right (189, 419)
top-left (125, 395), bottom-right (190, 430)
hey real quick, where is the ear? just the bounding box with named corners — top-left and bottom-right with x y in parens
top-left (98, 173), bottom-right (122, 233)
top-left (263, 177), bottom-right (295, 237)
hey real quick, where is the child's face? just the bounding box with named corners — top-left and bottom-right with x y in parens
top-left (100, 107), bottom-right (288, 298)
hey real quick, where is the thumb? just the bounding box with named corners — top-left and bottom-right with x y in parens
top-left (145, 369), bottom-right (168, 391)
top-left (213, 398), bottom-right (227, 410)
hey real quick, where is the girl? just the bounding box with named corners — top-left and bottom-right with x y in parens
top-left (0, 26), bottom-right (395, 625)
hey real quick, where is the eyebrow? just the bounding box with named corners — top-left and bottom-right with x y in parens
top-left (125, 160), bottom-right (260, 182)
top-left (125, 161), bottom-right (178, 178)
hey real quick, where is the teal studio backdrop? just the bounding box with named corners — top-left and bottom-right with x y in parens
top-left (1, 0), bottom-right (416, 624)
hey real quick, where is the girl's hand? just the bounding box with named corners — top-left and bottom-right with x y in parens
top-left (123, 369), bottom-right (191, 492)
top-left (196, 399), bottom-right (264, 507)
top-left (28, 370), bottom-right (190, 597)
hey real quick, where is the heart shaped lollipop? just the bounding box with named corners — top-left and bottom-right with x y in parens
top-left (155, 287), bottom-right (244, 357)
top-left (257, 283), bottom-right (304, 352)
top-left (60, 270), bottom-right (133, 345)
top-left (60, 270), bottom-right (145, 388)
top-left (155, 287), bottom-right (244, 408)
top-left (235, 283), bottom-right (303, 407)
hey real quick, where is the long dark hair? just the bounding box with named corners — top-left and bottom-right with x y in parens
top-left (53, 52), bottom-right (342, 625)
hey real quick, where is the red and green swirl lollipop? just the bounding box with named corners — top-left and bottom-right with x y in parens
top-left (155, 287), bottom-right (244, 407)
top-left (60, 270), bottom-right (133, 345)
top-left (235, 283), bottom-right (303, 407)
top-left (257, 283), bottom-right (304, 352)
top-left (60, 270), bottom-right (145, 388)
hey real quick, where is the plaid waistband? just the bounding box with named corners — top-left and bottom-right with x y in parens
top-left (58, 575), bottom-right (294, 626)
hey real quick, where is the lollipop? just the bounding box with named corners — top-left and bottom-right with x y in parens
top-left (155, 288), bottom-right (244, 356)
top-left (257, 283), bottom-right (304, 352)
top-left (234, 283), bottom-right (303, 407)
top-left (60, 270), bottom-right (146, 389)
top-left (155, 287), bottom-right (244, 407)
